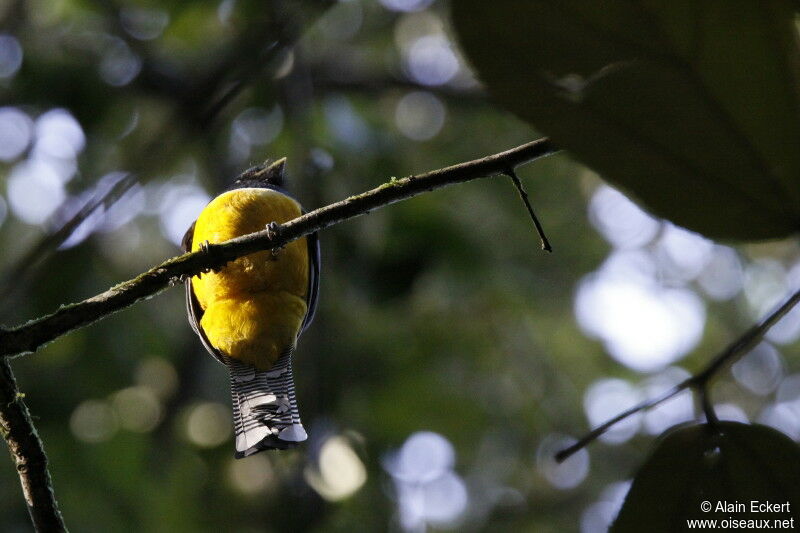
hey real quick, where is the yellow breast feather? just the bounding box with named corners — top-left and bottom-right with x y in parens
top-left (191, 188), bottom-right (309, 368)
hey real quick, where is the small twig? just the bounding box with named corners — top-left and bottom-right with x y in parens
top-left (694, 287), bottom-right (800, 384)
top-left (699, 384), bottom-right (719, 426)
top-left (555, 379), bottom-right (690, 462)
top-left (0, 138), bottom-right (557, 358)
top-left (504, 169), bottom-right (552, 252)
top-left (556, 286), bottom-right (800, 462)
top-left (0, 360), bottom-right (66, 531)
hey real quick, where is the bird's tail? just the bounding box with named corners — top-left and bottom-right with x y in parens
top-left (226, 349), bottom-right (307, 458)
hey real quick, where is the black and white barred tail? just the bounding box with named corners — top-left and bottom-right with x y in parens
top-left (226, 349), bottom-right (307, 458)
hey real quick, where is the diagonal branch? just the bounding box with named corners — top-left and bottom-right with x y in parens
top-left (556, 285), bottom-right (800, 462)
top-left (505, 169), bottom-right (552, 252)
top-left (0, 138), bottom-right (557, 358)
top-left (195, 0), bottom-right (336, 128)
top-left (0, 173), bottom-right (138, 314)
top-left (0, 360), bottom-right (66, 531)
top-left (554, 379), bottom-right (691, 462)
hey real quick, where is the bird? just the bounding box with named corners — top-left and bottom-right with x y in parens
top-left (182, 158), bottom-right (320, 458)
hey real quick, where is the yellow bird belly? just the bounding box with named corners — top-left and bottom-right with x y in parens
top-left (191, 188), bottom-right (309, 370)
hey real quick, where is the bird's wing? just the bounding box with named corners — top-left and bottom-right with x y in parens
top-left (300, 230), bottom-right (321, 334)
top-left (182, 221), bottom-right (227, 366)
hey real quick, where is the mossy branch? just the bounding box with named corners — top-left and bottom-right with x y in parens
top-left (0, 138), bottom-right (557, 358)
top-left (0, 360), bottom-right (66, 531)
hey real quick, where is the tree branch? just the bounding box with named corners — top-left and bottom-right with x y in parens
top-left (0, 138), bottom-right (557, 358)
top-left (0, 360), bottom-right (66, 531)
top-left (556, 286), bottom-right (800, 462)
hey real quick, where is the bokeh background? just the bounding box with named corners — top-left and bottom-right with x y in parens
top-left (2, 0), bottom-right (800, 531)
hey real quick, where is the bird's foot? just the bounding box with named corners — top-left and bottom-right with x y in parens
top-left (266, 222), bottom-right (283, 259)
top-left (198, 240), bottom-right (223, 275)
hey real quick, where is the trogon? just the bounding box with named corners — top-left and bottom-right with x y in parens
top-left (182, 158), bottom-right (320, 458)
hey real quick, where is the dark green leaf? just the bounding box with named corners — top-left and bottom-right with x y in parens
top-left (613, 422), bottom-right (800, 532)
top-left (452, 1), bottom-right (800, 240)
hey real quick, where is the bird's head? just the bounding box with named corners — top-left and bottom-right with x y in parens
top-left (235, 158), bottom-right (287, 188)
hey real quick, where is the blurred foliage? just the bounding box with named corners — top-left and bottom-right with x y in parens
top-left (1, 0), bottom-right (800, 532)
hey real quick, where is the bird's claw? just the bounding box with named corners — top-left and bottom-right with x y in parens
top-left (198, 240), bottom-right (223, 275)
top-left (266, 222), bottom-right (283, 258)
